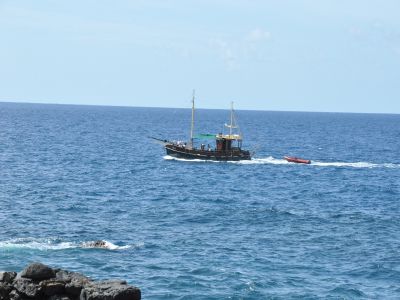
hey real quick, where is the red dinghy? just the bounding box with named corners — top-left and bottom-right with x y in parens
top-left (284, 156), bottom-right (311, 164)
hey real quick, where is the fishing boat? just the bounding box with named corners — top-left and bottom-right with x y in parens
top-left (284, 156), bottom-right (311, 164)
top-left (152, 92), bottom-right (251, 161)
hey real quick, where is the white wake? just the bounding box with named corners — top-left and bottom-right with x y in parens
top-left (164, 155), bottom-right (399, 168)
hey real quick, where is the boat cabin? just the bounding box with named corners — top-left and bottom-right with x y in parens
top-left (156, 92), bottom-right (251, 161)
top-left (216, 134), bottom-right (243, 151)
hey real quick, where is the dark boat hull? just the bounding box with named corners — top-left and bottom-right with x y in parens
top-left (165, 144), bottom-right (251, 161)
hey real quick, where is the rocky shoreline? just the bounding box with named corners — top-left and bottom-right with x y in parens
top-left (0, 263), bottom-right (141, 300)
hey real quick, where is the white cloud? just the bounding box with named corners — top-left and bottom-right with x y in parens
top-left (210, 28), bottom-right (271, 71)
top-left (348, 22), bottom-right (400, 57)
top-left (246, 28), bottom-right (271, 42)
top-left (209, 38), bottom-right (240, 71)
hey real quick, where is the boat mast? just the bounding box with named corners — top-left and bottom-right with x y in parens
top-left (190, 90), bottom-right (195, 148)
top-left (229, 101), bottom-right (233, 137)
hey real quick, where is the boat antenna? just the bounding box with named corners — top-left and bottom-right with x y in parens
top-left (190, 90), bottom-right (195, 148)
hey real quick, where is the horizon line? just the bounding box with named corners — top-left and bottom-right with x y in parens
top-left (0, 99), bottom-right (398, 116)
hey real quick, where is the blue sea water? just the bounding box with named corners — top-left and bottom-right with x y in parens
top-left (0, 102), bottom-right (399, 299)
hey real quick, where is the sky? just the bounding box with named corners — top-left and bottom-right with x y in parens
top-left (0, 0), bottom-right (399, 113)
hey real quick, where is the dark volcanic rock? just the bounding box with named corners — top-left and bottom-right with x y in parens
top-left (56, 270), bottom-right (90, 285)
top-left (0, 272), bottom-right (17, 283)
top-left (0, 264), bottom-right (140, 300)
top-left (55, 269), bottom-right (90, 298)
top-left (13, 278), bottom-right (42, 298)
top-left (20, 263), bottom-right (55, 281)
top-left (54, 270), bottom-right (72, 283)
top-left (48, 295), bottom-right (72, 300)
top-left (65, 281), bottom-right (83, 297)
top-left (80, 280), bottom-right (141, 300)
top-left (40, 279), bottom-right (66, 296)
top-left (8, 289), bottom-right (22, 300)
top-left (0, 282), bottom-right (13, 299)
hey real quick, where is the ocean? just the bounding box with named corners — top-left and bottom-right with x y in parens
top-left (0, 102), bottom-right (399, 299)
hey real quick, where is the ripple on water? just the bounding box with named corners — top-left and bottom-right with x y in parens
top-left (1, 105), bottom-right (400, 298)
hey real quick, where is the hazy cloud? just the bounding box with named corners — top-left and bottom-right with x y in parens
top-left (246, 28), bottom-right (271, 42)
top-left (348, 22), bottom-right (400, 57)
top-left (209, 38), bottom-right (239, 71)
top-left (210, 28), bottom-right (271, 71)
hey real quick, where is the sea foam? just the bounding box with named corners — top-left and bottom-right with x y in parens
top-left (0, 238), bottom-right (136, 251)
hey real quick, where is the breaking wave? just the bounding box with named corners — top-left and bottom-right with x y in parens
top-left (80, 240), bottom-right (132, 250)
top-left (164, 155), bottom-right (399, 168)
top-left (0, 238), bottom-right (138, 251)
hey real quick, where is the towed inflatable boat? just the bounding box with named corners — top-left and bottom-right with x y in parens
top-left (284, 156), bottom-right (311, 164)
